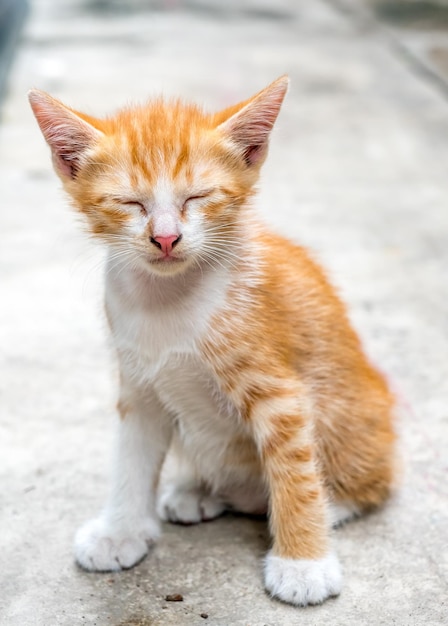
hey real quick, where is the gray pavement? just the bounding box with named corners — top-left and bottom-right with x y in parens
top-left (1, 1), bottom-right (448, 624)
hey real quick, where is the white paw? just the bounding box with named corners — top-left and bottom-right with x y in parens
top-left (157, 487), bottom-right (225, 524)
top-left (329, 501), bottom-right (360, 528)
top-left (264, 551), bottom-right (342, 606)
top-left (74, 515), bottom-right (160, 572)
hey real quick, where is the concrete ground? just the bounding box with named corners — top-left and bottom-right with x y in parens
top-left (1, 1), bottom-right (448, 624)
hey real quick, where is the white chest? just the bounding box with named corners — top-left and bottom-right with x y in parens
top-left (104, 259), bottom-right (230, 379)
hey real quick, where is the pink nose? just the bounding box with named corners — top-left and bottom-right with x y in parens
top-left (150, 234), bottom-right (182, 255)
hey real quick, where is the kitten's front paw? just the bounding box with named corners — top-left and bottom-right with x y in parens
top-left (264, 551), bottom-right (342, 606)
top-left (74, 516), bottom-right (160, 572)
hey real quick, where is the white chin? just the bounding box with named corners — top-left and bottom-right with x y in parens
top-left (145, 258), bottom-right (191, 276)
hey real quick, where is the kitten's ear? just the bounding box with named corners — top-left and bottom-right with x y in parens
top-left (28, 89), bottom-right (104, 179)
top-left (216, 75), bottom-right (289, 167)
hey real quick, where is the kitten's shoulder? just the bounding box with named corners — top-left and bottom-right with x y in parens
top-left (255, 228), bottom-right (328, 281)
top-left (252, 226), bottom-right (345, 319)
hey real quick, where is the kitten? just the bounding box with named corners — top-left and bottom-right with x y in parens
top-left (29, 77), bottom-right (395, 607)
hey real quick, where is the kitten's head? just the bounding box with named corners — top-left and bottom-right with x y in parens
top-left (29, 77), bottom-right (288, 277)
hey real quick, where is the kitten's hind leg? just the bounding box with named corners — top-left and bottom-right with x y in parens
top-left (157, 432), bottom-right (225, 524)
top-left (328, 500), bottom-right (360, 528)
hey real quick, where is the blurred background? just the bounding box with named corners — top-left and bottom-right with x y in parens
top-left (3, 0), bottom-right (448, 105)
top-left (1, 2), bottom-right (447, 626)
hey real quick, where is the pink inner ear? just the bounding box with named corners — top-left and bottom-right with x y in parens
top-left (241, 143), bottom-right (266, 166)
top-left (217, 77), bottom-right (289, 166)
top-left (48, 120), bottom-right (95, 178)
top-left (29, 90), bottom-right (102, 179)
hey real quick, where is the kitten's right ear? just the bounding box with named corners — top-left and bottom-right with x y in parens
top-left (216, 76), bottom-right (289, 167)
top-left (28, 89), bottom-right (104, 179)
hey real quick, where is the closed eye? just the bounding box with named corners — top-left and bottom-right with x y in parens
top-left (187, 194), bottom-right (208, 201)
top-left (183, 191), bottom-right (213, 211)
top-left (121, 200), bottom-right (147, 215)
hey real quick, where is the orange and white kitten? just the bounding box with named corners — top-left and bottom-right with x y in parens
top-left (29, 77), bottom-right (395, 606)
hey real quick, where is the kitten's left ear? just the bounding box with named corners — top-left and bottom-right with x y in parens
top-left (216, 75), bottom-right (289, 167)
top-left (28, 89), bottom-right (104, 179)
